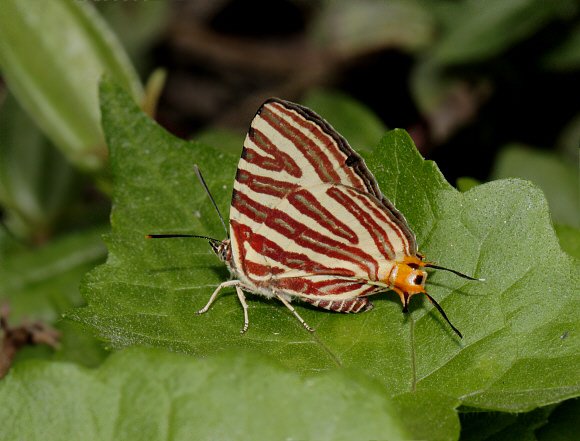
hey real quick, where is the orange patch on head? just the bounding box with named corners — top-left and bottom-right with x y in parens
top-left (394, 263), bottom-right (427, 295)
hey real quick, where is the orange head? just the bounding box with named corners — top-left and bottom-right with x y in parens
top-left (390, 255), bottom-right (427, 312)
top-left (386, 255), bottom-right (479, 338)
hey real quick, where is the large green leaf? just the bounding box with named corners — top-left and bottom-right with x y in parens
top-left (0, 347), bottom-right (458, 441)
top-left (71, 80), bottom-right (579, 416)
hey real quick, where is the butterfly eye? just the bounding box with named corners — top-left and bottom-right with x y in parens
top-left (414, 274), bottom-right (424, 285)
top-left (408, 263), bottom-right (419, 269)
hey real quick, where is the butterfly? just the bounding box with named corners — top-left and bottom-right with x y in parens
top-left (149, 98), bottom-right (483, 338)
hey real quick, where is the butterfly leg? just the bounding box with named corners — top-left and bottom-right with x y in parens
top-left (302, 297), bottom-right (373, 313)
top-left (275, 294), bottom-right (315, 332)
top-left (235, 285), bottom-right (250, 334)
top-left (197, 280), bottom-right (240, 315)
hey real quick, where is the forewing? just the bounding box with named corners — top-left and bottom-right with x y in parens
top-left (232, 98), bottom-right (416, 246)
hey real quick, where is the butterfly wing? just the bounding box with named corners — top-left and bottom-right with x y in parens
top-left (229, 98), bottom-right (417, 299)
top-left (256, 99), bottom-right (415, 243)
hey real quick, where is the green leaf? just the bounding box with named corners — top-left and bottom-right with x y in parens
top-left (460, 406), bottom-right (553, 441)
top-left (0, 227), bottom-right (107, 323)
top-left (393, 390), bottom-right (460, 440)
top-left (536, 399), bottom-right (580, 441)
top-left (457, 177), bottom-right (482, 193)
top-left (194, 127), bottom-right (245, 155)
top-left (432, 0), bottom-right (576, 64)
top-left (557, 113), bottom-right (580, 161)
top-left (303, 89), bottom-right (387, 152)
top-left (0, 0), bottom-right (142, 171)
top-left (95, 0), bottom-right (170, 71)
top-left (491, 145), bottom-right (580, 228)
top-left (72, 80), bottom-right (579, 418)
top-left (542, 23), bottom-right (580, 71)
top-left (311, 0), bottom-right (434, 55)
top-left (369, 136), bottom-right (579, 411)
top-left (554, 224), bottom-right (580, 259)
top-left (0, 347), bottom-right (458, 441)
top-left (0, 93), bottom-right (77, 238)
top-left (0, 227), bottom-right (109, 367)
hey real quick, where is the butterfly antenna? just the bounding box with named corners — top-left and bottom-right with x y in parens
top-left (146, 234), bottom-right (222, 255)
top-left (424, 293), bottom-right (463, 339)
top-left (146, 234), bottom-right (220, 243)
top-left (194, 164), bottom-right (229, 238)
top-left (424, 263), bottom-right (485, 282)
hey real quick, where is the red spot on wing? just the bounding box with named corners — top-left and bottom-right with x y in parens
top-left (244, 261), bottom-right (285, 277)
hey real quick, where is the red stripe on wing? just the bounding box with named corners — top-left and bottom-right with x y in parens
top-left (235, 169), bottom-right (297, 198)
top-left (231, 221), bottom-right (357, 282)
top-left (244, 127), bottom-right (303, 178)
top-left (345, 187), bottom-right (411, 256)
top-left (287, 188), bottom-right (358, 244)
top-left (260, 106), bottom-right (342, 184)
top-left (269, 101), bottom-right (365, 188)
top-left (326, 186), bottom-right (395, 260)
top-left (275, 277), bottom-right (377, 298)
top-left (232, 191), bottom-right (379, 279)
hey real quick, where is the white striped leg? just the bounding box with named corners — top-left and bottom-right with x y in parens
top-left (235, 285), bottom-right (250, 334)
top-left (196, 280), bottom-right (240, 314)
top-left (275, 294), bottom-right (315, 332)
top-left (197, 280), bottom-right (250, 334)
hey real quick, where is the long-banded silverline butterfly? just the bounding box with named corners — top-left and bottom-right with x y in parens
top-left (148, 98), bottom-right (484, 338)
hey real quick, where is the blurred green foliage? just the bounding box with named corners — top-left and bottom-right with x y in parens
top-left (492, 145), bottom-right (579, 228)
top-left (0, 0), bottom-right (142, 171)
